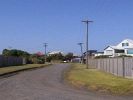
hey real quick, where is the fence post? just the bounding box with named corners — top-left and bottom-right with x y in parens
top-left (117, 58), bottom-right (118, 76)
top-left (122, 57), bottom-right (125, 77)
top-left (109, 58), bottom-right (110, 73)
top-left (112, 58), bottom-right (114, 74)
top-left (106, 59), bottom-right (107, 72)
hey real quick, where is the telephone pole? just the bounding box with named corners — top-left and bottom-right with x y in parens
top-left (82, 20), bottom-right (93, 69)
top-left (78, 43), bottom-right (83, 64)
top-left (43, 43), bottom-right (48, 63)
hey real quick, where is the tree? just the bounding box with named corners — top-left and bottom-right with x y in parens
top-left (30, 54), bottom-right (45, 64)
top-left (64, 52), bottom-right (74, 61)
top-left (2, 49), bottom-right (30, 57)
top-left (2, 49), bottom-right (10, 56)
top-left (46, 53), bottom-right (64, 62)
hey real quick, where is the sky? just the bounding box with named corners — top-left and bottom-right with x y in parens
top-left (0, 0), bottom-right (133, 54)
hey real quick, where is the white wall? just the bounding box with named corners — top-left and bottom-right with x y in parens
top-left (94, 53), bottom-right (104, 57)
top-left (104, 47), bottom-right (114, 56)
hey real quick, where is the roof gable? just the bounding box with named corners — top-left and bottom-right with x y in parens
top-left (104, 45), bottom-right (124, 50)
top-left (104, 46), bottom-right (114, 50)
top-left (126, 39), bottom-right (133, 44)
top-left (116, 39), bottom-right (133, 48)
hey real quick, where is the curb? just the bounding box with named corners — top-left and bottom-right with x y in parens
top-left (0, 64), bottom-right (52, 78)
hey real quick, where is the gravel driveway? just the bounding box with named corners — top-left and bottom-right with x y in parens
top-left (0, 64), bottom-right (133, 100)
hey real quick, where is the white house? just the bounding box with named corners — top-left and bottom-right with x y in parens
top-left (104, 39), bottom-right (133, 57)
top-left (94, 52), bottom-right (104, 57)
top-left (48, 51), bottom-right (64, 56)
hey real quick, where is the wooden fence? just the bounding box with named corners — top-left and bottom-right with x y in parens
top-left (0, 56), bottom-right (25, 67)
top-left (88, 57), bottom-right (133, 78)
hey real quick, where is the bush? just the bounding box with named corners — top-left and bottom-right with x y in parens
top-left (95, 55), bottom-right (109, 59)
top-left (29, 54), bottom-right (45, 64)
top-left (118, 55), bottom-right (132, 57)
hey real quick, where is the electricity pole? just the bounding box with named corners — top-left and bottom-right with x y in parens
top-left (43, 43), bottom-right (48, 63)
top-left (82, 20), bottom-right (93, 69)
top-left (78, 43), bottom-right (83, 64)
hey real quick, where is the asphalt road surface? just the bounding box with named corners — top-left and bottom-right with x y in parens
top-left (0, 64), bottom-right (133, 100)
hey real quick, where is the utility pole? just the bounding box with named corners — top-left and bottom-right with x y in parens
top-left (43, 43), bottom-right (48, 63)
top-left (78, 43), bottom-right (83, 64)
top-left (82, 20), bottom-right (93, 69)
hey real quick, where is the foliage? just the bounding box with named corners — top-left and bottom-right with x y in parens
top-left (46, 56), bottom-right (52, 62)
top-left (47, 53), bottom-right (64, 61)
top-left (2, 49), bottom-right (30, 57)
top-left (47, 52), bottom-right (74, 62)
top-left (2, 49), bottom-right (46, 64)
top-left (2, 49), bottom-right (74, 64)
top-left (118, 55), bottom-right (132, 57)
top-left (94, 55), bottom-right (109, 59)
top-left (63, 52), bottom-right (74, 61)
top-left (30, 54), bottom-right (45, 64)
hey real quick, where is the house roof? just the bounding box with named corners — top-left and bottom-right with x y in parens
top-left (119, 39), bottom-right (133, 48)
top-left (110, 46), bottom-right (124, 49)
top-left (125, 39), bottom-right (133, 44)
top-left (104, 45), bottom-right (124, 50)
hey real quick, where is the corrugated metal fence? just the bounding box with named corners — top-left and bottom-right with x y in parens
top-left (88, 57), bottom-right (133, 78)
top-left (0, 55), bottom-right (24, 67)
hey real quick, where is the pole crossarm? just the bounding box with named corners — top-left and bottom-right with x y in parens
top-left (82, 20), bottom-right (93, 23)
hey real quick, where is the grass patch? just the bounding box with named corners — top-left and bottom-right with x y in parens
top-left (66, 63), bottom-right (133, 95)
top-left (0, 64), bottom-right (51, 75)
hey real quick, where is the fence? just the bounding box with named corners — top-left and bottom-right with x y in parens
top-left (88, 57), bottom-right (133, 78)
top-left (0, 55), bottom-right (25, 67)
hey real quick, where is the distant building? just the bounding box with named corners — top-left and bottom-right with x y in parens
top-left (83, 50), bottom-right (97, 58)
top-left (48, 51), bottom-right (63, 56)
top-left (82, 50), bottom-right (97, 62)
top-left (104, 39), bottom-right (133, 57)
top-left (71, 57), bottom-right (81, 63)
top-left (94, 52), bottom-right (104, 57)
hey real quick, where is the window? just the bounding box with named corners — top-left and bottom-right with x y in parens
top-left (122, 43), bottom-right (129, 47)
top-left (115, 50), bottom-right (124, 53)
top-left (126, 43), bottom-right (129, 46)
top-left (127, 49), bottom-right (133, 54)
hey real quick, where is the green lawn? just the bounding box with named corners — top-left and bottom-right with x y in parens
top-left (0, 64), bottom-right (51, 75)
top-left (66, 63), bottom-right (133, 95)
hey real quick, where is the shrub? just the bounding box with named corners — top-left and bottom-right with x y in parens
top-left (95, 55), bottom-right (109, 59)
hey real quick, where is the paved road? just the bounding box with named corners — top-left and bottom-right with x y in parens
top-left (0, 64), bottom-right (133, 100)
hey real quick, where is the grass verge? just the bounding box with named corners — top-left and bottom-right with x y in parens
top-left (0, 64), bottom-right (51, 76)
top-left (66, 63), bottom-right (133, 95)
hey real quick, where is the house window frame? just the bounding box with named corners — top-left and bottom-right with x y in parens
top-left (122, 43), bottom-right (129, 47)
